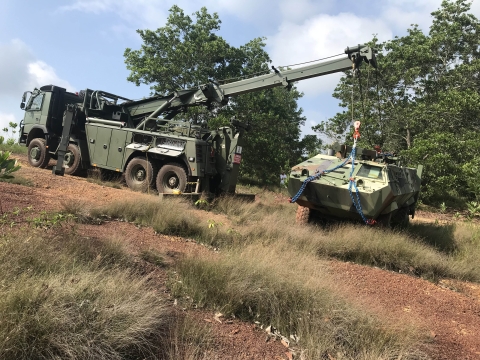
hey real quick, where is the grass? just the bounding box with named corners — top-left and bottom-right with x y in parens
top-left (0, 228), bottom-right (169, 359)
top-left (171, 245), bottom-right (428, 359)
top-left (93, 194), bottom-right (480, 283)
top-left (161, 314), bottom-right (213, 360)
top-left (87, 168), bottom-right (124, 189)
top-left (83, 192), bottom-right (480, 357)
top-left (0, 175), bottom-right (33, 186)
top-left (0, 143), bottom-right (27, 155)
top-left (91, 198), bottom-right (205, 238)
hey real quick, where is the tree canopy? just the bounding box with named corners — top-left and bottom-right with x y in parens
top-left (124, 5), bottom-right (318, 184)
top-left (314, 0), bottom-right (480, 203)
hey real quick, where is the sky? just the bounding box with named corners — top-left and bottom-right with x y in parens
top-left (1, 0), bottom-right (479, 142)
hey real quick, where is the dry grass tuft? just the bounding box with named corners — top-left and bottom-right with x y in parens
top-left (92, 197), bottom-right (204, 238)
top-left (87, 168), bottom-right (124, 189)
top-left (172, 244), bottom-right (428, 359)
top-left (160, 314), bottom-right (213, 360)
top-left (0, 230), bottom-right (167, 360)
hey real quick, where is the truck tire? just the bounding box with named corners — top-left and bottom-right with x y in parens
top-left (125, 157), bottom-right (155, 192)
top-left (296, 205), bottom-right (311, 225)
top-left (391, 207), bottom-right (410, 229)
top-left (28, 138), bottom-right (50, 168)
top-left (156, 163), bottom-right (187, 194)
top-left (63, 144), bottom-right (82, 176)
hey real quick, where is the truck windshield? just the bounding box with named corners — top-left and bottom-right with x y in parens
top-left (28, 93), bottom-right (44, 111)
top-left (356, 164), bottom-right (383, 180)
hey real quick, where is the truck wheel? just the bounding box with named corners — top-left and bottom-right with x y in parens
top-left (156, 163), bottom-right (187, 194)
top-left (295, 205), bottom-right (311, 225)
top-left (125, 157), bottom-right (155, 192)
top-left (28, 138), bottom-right (50, 168)
top-left (63, 144), bottom-right (82, 175)
top-left (391, 207), bottom-right (410, 229)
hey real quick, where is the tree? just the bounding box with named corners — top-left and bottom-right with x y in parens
top-left (316, 0), bottom-right (480, 203)
top-left (124, 6), bottom-right (248, 94)
top-left (124, 6), bottom-right (309, 185)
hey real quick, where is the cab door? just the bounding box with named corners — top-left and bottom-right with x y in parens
top-left (23, 92), bottom-right (45, 130)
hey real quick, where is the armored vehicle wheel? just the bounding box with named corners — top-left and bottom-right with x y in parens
top-left (295, 205), bottom-right (311, 225)
top-left (63, 144), bottom-right (82, 175)
top-left (28, 138), bottom-right (50, 168)
top-left (376, 213), bottom-right (392, 228)
top-left (156, 163), bottom-right (187, 194)
top-left (391, 207), bottom-right (410, 229)
top-left (125, 157), bottom-right (155, 192)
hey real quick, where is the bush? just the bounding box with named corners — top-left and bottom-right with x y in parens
top-left (0, 151), bottom-right (20, 179)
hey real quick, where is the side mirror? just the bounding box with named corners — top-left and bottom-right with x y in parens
top-left (20, 102), bottom-right (25, 110)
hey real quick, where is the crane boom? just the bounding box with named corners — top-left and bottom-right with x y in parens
top-left (126, 44), bottom-right (376, 120)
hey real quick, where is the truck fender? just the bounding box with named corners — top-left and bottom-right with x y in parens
top-left (26, 125), bottom-right (48, 145)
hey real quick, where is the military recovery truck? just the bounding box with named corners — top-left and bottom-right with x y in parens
top-left (288, 123), bottom-right (423, 228)
top-left (18, 45), bottom-right (377, 196)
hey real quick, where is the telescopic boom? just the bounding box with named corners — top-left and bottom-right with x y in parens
top-left (126, 44), bottom-right (377, 120)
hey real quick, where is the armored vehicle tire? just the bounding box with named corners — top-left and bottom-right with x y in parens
top-left (376, 213), bottom-right (392, 228)
top-left (296, 205), bottom-right (311, 225)
top-left (125, 157), bottom-right (155, 192)
top-left (391, 206), bottom-right (410, 229)
top-left (63, 144), bottom-right (82, 175)
top-left (156, 163), bottom-right (187, 194)
top-left (28, 138), bottom-right (50, 168)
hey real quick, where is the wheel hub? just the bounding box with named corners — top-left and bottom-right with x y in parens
top-left (135, 169), bottom-right (146, 181)
top-left (168, 176), bottom-right (178, 188)
top-left (64, 152), bottom-right (73, 167)
top-left (30, 147), bottom-right (40, 160)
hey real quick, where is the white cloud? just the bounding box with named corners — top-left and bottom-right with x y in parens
top-left (0, 39), bottom-right (74, 96)
top-left (380, 0), bottom-right (443, 31)
top-left (60, 0), bottom-right (201, 30)
top-left (60, 0), bottom-right (335, 32)
top-left (0, 39), bottom-right (35, 96)
top-left (27, 61), bottom-right (74, 92)
top-left (267, 13), bottom-right (392, 97)
top-left (0, 39), bottom-right (75, 131)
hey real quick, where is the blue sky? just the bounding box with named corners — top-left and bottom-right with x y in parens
top-left (1, 0), bottom-right (478, 141)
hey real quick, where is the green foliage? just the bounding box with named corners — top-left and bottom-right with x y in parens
top-left (0, 151), bottom-right (21, 179)
top-left (2, 122), bottom-right (18, 146)
top-left (124, 6), bottom-right (246, 94)
top-left (466, 201), bottom-right (480, 219)
top-left (228, 87), bottom-right (306, 184)
top-left (124, 5), bottom-right (314, 185)
top-left (316, 0), bottom-right (480, 202)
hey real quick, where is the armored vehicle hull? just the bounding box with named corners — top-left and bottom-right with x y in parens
top-left (288, 151), bottom-right (423, 227)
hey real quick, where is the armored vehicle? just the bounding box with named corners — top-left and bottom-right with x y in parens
top-left (18, 44), bottom-right (377, 197)
top-left (288, 129), bottom-right (423, 228)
